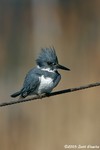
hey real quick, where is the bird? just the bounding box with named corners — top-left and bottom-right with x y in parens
top-left (11, 47), bottom-right (70, 98)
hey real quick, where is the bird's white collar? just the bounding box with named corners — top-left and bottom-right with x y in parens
top-left (37, 66), bottom-right (55, 73)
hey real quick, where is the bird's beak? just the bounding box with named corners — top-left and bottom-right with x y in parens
top-left (57, 64), bottom-right (70, 71)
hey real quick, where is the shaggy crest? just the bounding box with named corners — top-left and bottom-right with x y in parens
top-left (36, 47), bottom-right (58, 66)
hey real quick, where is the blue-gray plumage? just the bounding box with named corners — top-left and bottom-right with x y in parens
top-left (11, 47), bottom-right (70, 98)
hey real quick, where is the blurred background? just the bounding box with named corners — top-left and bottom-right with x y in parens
top-left (0, 0), bottom-right (100, 150)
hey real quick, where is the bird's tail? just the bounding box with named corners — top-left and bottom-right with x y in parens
top-left (11, 91), bottom-right (21, 98)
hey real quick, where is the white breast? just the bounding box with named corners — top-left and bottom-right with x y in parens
top-left (38, 75), bottom-right (53, 94)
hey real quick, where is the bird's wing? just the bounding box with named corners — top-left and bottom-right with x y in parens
top-left (21, 69), bottom-right (40, 97)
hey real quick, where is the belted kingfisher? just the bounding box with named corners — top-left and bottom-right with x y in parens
top-left (11, 47), bottom-right (70, 98)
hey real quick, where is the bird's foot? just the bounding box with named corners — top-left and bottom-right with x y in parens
top-left (38, 93), bottom-right (46, 99)
top-left (45, 93), bottom-right (50, 97)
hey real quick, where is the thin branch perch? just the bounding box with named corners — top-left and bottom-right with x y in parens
top-left (0, 82), bottom-right (100, 107)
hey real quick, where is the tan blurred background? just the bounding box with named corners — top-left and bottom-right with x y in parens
top-left (0, 0), bottom-right (100, 150)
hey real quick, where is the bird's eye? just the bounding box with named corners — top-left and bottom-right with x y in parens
top-left (47, 62), bottom-right (56, 66)
top-left (52, 62), bottom-right (56, 65)
top-left (47, 62), bottom-right (52, 65)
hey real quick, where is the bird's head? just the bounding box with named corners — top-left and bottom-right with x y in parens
top-left (36, 47), bottom-right (70, 72)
